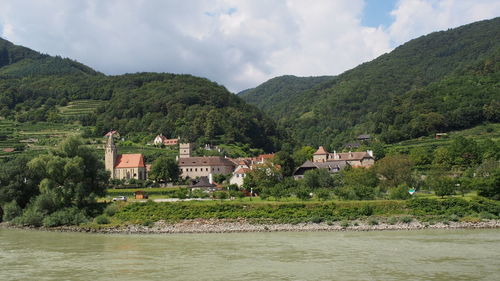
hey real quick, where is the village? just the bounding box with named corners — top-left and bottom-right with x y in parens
top-left (104, 131), bottom-right (376, 197)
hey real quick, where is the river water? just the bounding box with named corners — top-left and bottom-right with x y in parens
top-left (0, 228), bottom-right (499, 281)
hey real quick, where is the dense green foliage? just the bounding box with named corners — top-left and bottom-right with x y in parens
top-left (239, 75), bottom-right (334, 120)
top-left (241, 18), bottom-right (500, 147)
top-left (1, 137), bottom-right (108, 226)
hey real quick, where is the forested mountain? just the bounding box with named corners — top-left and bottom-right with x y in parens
top-left (239, 75), bottom-right (334, 120)
top-left (241, 17), bottom-right (500, 148)
top-left (0, 38), bottom-right (284, 152)
top-left (0, 38), bottom-right (99, 76)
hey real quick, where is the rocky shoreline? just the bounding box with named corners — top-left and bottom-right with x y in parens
top-left (2, 219), bottom-right (500, 234)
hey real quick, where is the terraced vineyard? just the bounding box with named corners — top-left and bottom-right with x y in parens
top-left (0, 119), bottom-right (87, 157)
top-left (386, 123), bottom-right (500, 154)
top-left (58, 99), bottom-right (105, 119)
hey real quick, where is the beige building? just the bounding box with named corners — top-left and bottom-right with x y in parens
top-left (312, 146), bottom-right (375, 167)
top-left (105, 135), bottom-right (147, 180)
top-left (177, 143), bottom-right (235, 179)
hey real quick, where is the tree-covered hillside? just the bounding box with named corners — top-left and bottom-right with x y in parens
top-left (0, 38), bottom-right (285, 152)
top-left (0, 38), bottom-right (99, 77)
top-left (241, 17), bottom-right (500, 148)
top-left (239, 75), bottom-right (334, 121)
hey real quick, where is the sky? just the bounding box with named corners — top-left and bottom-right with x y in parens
top-left (0, 0), bottom-right (499, 93)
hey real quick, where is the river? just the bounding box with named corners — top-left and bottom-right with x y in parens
top-left (0, 228), bottom-right (499, 280)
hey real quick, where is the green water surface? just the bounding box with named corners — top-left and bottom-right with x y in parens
top-left (0, 228), bottom-right (499, 280)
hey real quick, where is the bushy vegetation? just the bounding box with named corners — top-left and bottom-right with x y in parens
top-left (114, 200), bottom-right (406, 224)
top-left (111, 196), bottom-right (499, 225)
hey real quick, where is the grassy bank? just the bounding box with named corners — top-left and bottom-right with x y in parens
top-left (107, 197), bottom-right (500, 226)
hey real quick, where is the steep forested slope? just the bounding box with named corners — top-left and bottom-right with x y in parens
top-left (239, 75), bottom-right (334, 120)
top-left (0, 38), bottom-right (284, 151)
top-left (241, 17), bottom-right (500, 148)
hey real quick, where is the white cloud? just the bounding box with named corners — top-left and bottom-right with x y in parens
top-left (389, 0), bottom-right (500, 45)
top-left (0, 0), bottom-right (498, 92)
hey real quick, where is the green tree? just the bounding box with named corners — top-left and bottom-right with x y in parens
top-left (0, 156), bottom-right (39, 208)
top-left (292, 146), bottom-right (316, 166)
top-left (302, 169), bottom-right (335, 190)
top-left (28, 136), bottom-right (108, 208)
top-left (273, 151), bottom-right (295, 177)
top-left (429, 176), bottom-right (455, 198)
top-left (448, 136), bottom-right (482, 168)
top-left (243, 162), bottom-right (281, 196)
top-left (149, 156), bottom-right (180, 183)
top-left (342, 167), bottom-right (378, 188)
top-left (409, 146), bottom-right (432, 166)
top-left (374, 154), bottom-right (413, 187)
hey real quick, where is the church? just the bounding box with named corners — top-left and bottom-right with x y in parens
top-left (105, 134), bottom-right (147, 180)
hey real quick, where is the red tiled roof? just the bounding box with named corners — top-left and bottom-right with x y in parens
top-left (2, 148), bottom-right (14, 152)
top-left (314, 146), bottom-right (328, 155)
top-left (234, 168), bottom-right (251, 174)
top-left (258, 154), bottom-right (275, 159)
top-left (115, 154), bottom-right (145, 168)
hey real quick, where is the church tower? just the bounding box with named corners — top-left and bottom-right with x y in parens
top-left (105, 134), bottom-right (117, 178)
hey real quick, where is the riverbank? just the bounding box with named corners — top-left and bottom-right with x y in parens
top-left (2, 219), bottom-right (500, 234)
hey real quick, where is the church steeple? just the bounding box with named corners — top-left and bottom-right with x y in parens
top-left (105, 134), bottom-right (117, 178)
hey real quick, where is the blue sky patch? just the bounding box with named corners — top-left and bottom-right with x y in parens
top-left (362, 0), bottom-right (398, 28)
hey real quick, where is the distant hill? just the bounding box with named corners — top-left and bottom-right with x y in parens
top-left (0, 39), bottom-right (285, 152)
top-left (239, 75), bottom-right (334, 120)
top-left (241, 17), bottom-right (500, 148)
top-left (0, 37), bottom-right (99, 76)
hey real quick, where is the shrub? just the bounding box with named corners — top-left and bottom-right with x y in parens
top-left (316, 189), bottom-right (331, 201)
top-left (388, 217), bottom-right (398, 225)
top-left (479, 212), bottom-right (497, 220)
top-left (310, 216), bottom-right (323, 223)
top-left (368, 218), bottom-right (379, 225)
top-left (388, 185), bottom-right (411, 200)
top-left (104, 204), bottom-right (119, 217)
top-left (340, 221), bottom-right (350, 228)
top-left (32, 192), bottom-right (61, 215)
top-left (43, 208), bottom-right (89, 227)
top-left (400, 216), bottom-right (413, 223)
top-left (359, 204), bottom-right (374, 216)
top-left (94, 215), bottom-right (110, 225)
top-left (15, 207), bottom-right (44, 227)
top-left (213, 191), bottom-right (228, 200)
top-left (2, 201), bottom-right (22, 222)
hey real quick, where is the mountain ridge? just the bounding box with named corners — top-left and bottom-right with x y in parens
top-left (240, 17), bottom-right (500, 148)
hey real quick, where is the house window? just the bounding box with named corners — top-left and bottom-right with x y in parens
top-left (195, 168), bottom-right (197, 172)
top-left (206, 168), bottom-right (209, 171)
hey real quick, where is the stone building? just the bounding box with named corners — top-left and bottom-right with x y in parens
top-left (177, 143), bottom-right (235, 179)
top-left (312, 146), bottom-right (374, 167)
top-left (293, 146), bottom-right (375, 179)
top-left (105, 134), bottom-right (147, 180)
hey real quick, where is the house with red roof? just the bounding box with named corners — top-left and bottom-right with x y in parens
top-left (153, 134), bottom-right (179, 146)
top-left (105, 134), bottom-right (147, 180)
